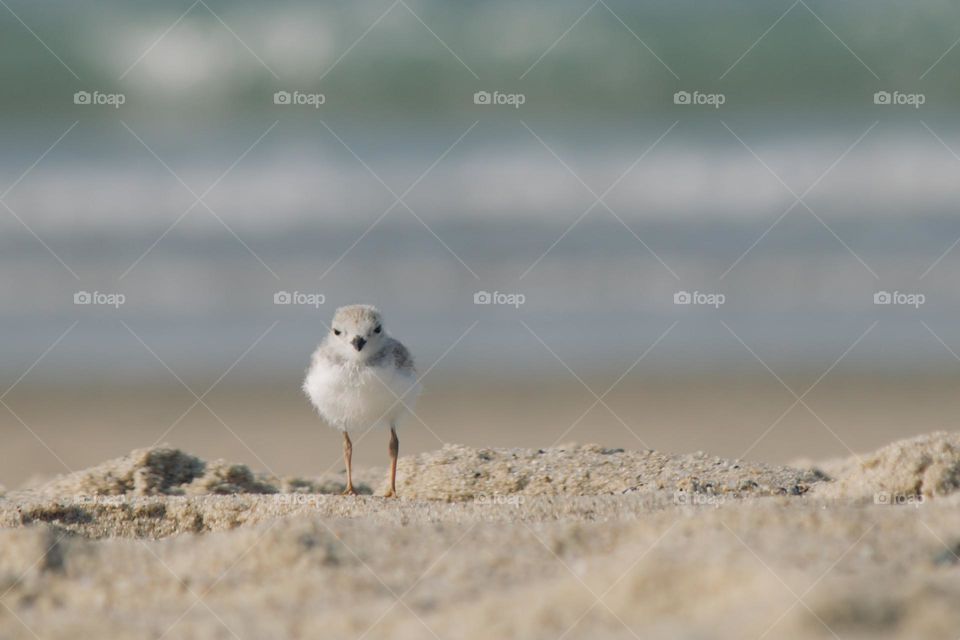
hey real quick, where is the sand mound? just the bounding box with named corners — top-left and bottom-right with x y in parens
top-left (26, 433), bottom-right (960, 506)
top-left (32, 446), bottom-right (382, 500)
top-left (33, 447), bottom-right (279, 497)
top-left (30, 442), bottom-right (823, 503)
top-left (5, 434), bottom-right (960, 638)
top-left (382, 443), bottom-right (823, 500)
top-left (812, 432), bottom-right (960, 500)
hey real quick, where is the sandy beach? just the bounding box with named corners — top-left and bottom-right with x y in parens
top-left (3, 1), bottom-right (959, 638)
top-left (1, 432), bottom-right (959, 639)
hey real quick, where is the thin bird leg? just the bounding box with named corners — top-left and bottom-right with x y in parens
top-left (342, 432), bottom-right (357, 495)
top-left (385, 427), bottom-right (399, 498)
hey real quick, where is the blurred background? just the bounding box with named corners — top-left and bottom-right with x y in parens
top-left (3, 0), bottom-right (960, 486)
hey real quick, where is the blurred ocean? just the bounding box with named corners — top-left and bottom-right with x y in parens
top-left (2, 0), bottom-right (960, 380)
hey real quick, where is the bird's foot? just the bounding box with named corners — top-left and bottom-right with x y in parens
top-left (384, 489), bottom-right (397, 499)
top-left (342, 485), bottom-right (358, 496)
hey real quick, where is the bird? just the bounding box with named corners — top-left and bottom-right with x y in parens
top-left (302, 304), bottom-right (420, 497)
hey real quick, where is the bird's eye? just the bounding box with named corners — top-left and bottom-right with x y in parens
top-left (374, 325), bottom-right (382, 334)
top-left (333, 329), bottom-right (341, 336)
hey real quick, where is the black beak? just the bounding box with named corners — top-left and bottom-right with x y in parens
top-left (351, 336), bottom-right (366, 351)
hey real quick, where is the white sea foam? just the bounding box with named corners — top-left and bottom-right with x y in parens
top-left (2, 136), bottom-right (958, 236)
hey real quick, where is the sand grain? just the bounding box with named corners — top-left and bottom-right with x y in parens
top-left (2, 434), bottom-right (959, 639)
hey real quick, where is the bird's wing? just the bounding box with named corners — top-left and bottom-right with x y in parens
top-left (391, 340), bottom-right (416, 374)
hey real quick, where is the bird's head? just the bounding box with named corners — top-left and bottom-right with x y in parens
top-left (328, 304), bottom-right (385, 361)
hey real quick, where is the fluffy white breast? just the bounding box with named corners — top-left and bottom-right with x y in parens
top-left (303, 354), bottom-right (420, 432)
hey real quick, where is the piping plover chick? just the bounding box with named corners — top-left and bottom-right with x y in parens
top-left (303, 304), bottom-right (420, 497)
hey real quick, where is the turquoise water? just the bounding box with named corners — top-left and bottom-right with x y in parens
top-left (2, 0), bottom-right (959, 378)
